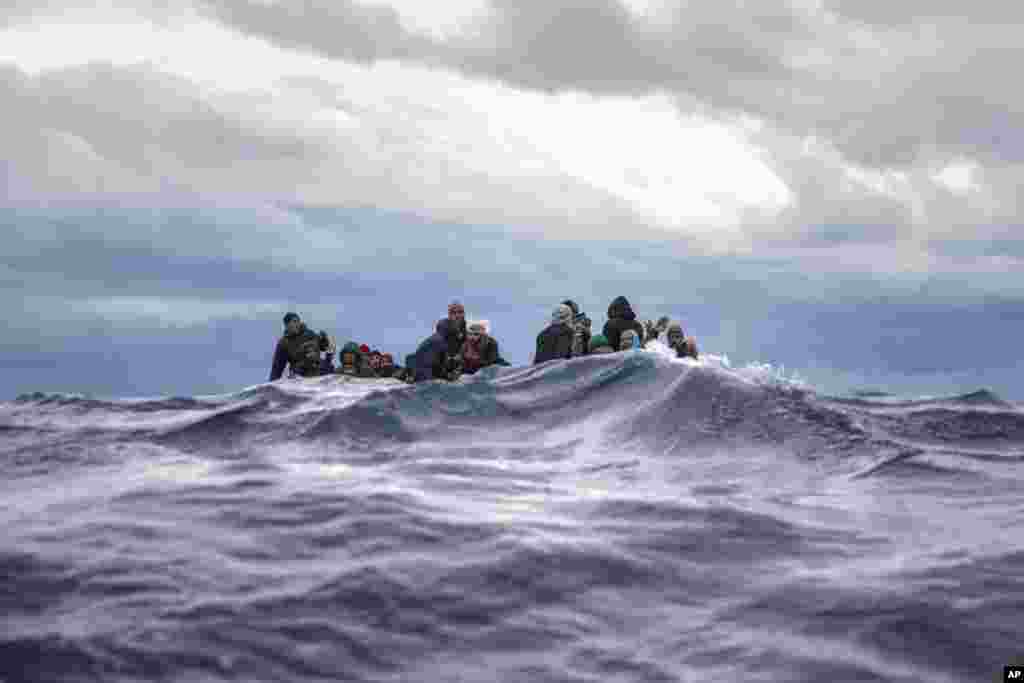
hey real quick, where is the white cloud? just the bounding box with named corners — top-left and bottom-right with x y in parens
top-left (0, 0), bottom-right (1022, 270)
top-left (0, 17), bottom-right (793, 248)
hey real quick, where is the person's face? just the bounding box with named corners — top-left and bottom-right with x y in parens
top-left (286, 319), bottom-right (301, 335)
top-left (668, 331), bottom-right (683, 345)
top-left (449, 308), bottom-right (465, 324)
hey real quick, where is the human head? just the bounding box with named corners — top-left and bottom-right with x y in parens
top-left (620, 329), bottom-right (637, 351)
top-left (467, 321), bottom-right (485, 341)
top-left (656, 316), bottom-right (670, 331)
top-left (359, 344), bottom-right (370, 354)
top-left (448, 301), bottom-right (465, 324)
top-left (561, 300), bottom-right (580, 316)
top-left (552, 304), bottom-right (573, 325)
top-left (282, 312), bottom-right (301, 335)
top-left (666, 321), bottom-right (684, 344)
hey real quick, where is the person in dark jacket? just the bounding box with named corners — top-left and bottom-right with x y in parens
top-left (643, 316), bottom-right (670, 347)
top-left (562, 299), bottom-right (592, 357)
top-left (269, 312), bottom-right (331, 381)
top-left (535, 304), bottom-right (575, 364)
top-left (442, 301), bottom-right (468, 357)
top-left (602, 296), bottom-right (645, 352)
top-left (461, 320), bottom-right (502, 375)
top-left (666, 321), bottom-right (699, 359)
top-left (413, 319), bottom-right (464, 382)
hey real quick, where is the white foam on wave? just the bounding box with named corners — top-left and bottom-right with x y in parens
top-left (640, 340), bottom-right (809, 391)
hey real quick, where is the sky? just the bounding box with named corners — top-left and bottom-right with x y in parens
top-left (1, 1), bottom-right (1022, 400)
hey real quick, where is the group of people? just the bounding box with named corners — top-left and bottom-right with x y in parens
top-left (268, 313), bottom-right (404, 381)
top-left (535, 296), bottom-right (698, 364)
top-left (269, 296), bottom-right (698, 383)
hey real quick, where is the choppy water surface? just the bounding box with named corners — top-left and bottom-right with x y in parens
top-left (2, 345), bottom-right (1022, 682)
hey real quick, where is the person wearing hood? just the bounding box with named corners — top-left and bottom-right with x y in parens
top-left (269, 312), bottom-right (332, 381)
top-left (461, 320), bottom-right (503, 375)
top-left (602, 296), bottom-right (646, 352)
top-left (666, 321), bottom-right (699, 359)
top-left (561, 299), bottom-right (592, 357)
top-left (535, 304), bottom-right (575, 364)
top-left (413, 319), bottom-right (464, 382)
top-left (588, 334), bottom-right (615, 354)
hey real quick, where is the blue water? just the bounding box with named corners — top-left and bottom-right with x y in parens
top-left (2, 345), bottom-right (1022, 682)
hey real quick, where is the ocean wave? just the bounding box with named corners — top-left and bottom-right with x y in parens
top-left (3, 350), bottom-right (1022, 682)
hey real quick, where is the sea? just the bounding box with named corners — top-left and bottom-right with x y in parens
top-left (2, 342), bottom-right (1022, 683)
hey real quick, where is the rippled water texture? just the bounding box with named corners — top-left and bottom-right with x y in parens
top-left (2, 346), bottom-right (1022, 682)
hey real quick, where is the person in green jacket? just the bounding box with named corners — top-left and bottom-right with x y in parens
top-left (588, 334), bottom-right (615, 354)
top-left (269, 312), bottom-right (332, 380)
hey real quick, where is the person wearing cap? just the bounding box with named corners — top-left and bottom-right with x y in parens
top-left (443, 301), bottom-right (468, 357)
top-left (588, 334), bottom-right (615, 354)
top-left (643, 316), bottom-right (671, 347)
top-left (534, 304), bottom-right (575, 364)
top-left (460, 320), bottom-right (503, 375)
top-left (562, 299), bottom-right (592, 357)
top-left (269, 312), bottom-right (333, 381)
top-left (666, 321), bottom-right (699, 359)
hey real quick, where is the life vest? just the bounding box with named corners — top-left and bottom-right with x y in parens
top-left (340, 351), bottom-right (359, 375)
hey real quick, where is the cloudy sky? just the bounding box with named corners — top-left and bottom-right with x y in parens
top-left (2, 0), bottom-right (1022, 399)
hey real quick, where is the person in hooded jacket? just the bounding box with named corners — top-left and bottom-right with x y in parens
top-left (535, 304), bottom-right (575, 364)
top-left (561, 299), bottom-right (592, 357)
top-left (602, 296), bottom-right (646, 352)
top-left (269, 312), bottom-right (332, 381)
top-left (413, 319), bottom-right (464, 382)
top-left (588, 334), bottom-right (615, 354)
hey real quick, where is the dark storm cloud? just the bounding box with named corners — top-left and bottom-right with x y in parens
top-left (181, 0), bottom-right (1024, 173)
